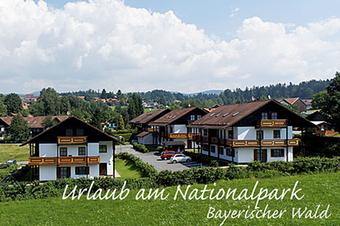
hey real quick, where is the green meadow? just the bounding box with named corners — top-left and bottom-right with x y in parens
top-left (0, 172), bottom-right (339, 226)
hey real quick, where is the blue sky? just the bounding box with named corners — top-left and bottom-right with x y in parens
top-left (46, 0), bottom-right (340, 39)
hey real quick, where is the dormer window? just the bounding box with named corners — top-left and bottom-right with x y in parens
top-left (271, 112), bottom-right (278, 119)
top-left (261, 112), bottom-right (268, 119)
top-left (65, 129), bottom-right (73, 136)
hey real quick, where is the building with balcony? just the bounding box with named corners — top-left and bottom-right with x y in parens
top-left (130, 109), bottom-right (171, 145)
top-left (148, 107), bottom-right (208, 149)
top-left (190, 100), bottom-right (315, 163)
top-left (21, 117), bottom-right (117, 181)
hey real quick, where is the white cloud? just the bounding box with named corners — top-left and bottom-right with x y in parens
top-left (0, 0), bottom-right (339, 93)
top-left (229, 7), bottom-right (240, 18)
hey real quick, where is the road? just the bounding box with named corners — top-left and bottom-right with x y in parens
top-left (116, 145), bottom-right (202, 172)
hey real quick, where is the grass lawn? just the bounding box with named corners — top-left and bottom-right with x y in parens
top-left (0, 172), bottom-right (339, 225)
top-left (0, 144), bottom-right (29, 163)
top-left (115, 158), bottom-right (142, 178)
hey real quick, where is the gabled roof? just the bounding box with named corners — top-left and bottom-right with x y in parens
top-left (149, 107), bottom-right (204, 125)
top-left (190, 100), bottom-right (314, 128)
top-left (130, 109), bottom-right (170, 125)
top-left (280, 97), bottom-right (306, 106)
top-left (191, 100), bottom-right (270, 128)
top-left (21, 116), bottom-right (117, 146)
top-left (0, 115), bottom-right (69, 128)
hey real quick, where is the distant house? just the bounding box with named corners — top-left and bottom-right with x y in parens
top-left (304, 110), bottom-right (336, 136)
top-left (149, 107), bottom-right (208, 148)
top-left (21, 117), bottom-right (117, 181)
top-left (0, 115), bottom-right (69, 141)
top-left (130, 109), bottom-right (171, 145)
top-left (278, 97), bottom-right (307, 112)
top-left (190, 100), bottom-right (315, 163)
top-left (302, 99), bottom-right (313, 110)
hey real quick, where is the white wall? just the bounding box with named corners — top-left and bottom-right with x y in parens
top-left (99, 141), bottom-right (114, 176)
top-left (173, 124), bottom-right (187, 133)
top-left (236, 127), bottom-right (256, 140)
top-left (138, 133), bottom-right (153, 145)
top-left (39, 165), bottom-right (56, 181)
top-left (39, 144), bottom-right (58, 157)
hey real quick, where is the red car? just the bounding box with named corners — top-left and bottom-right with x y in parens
top-left (160, 150), bottom-right (176, 160)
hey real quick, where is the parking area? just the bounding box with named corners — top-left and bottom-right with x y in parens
top-left (116, 145), bottom-right (203, 172)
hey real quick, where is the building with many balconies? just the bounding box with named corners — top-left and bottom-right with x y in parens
top-left (21, 117), bottom-right (117, 181)
top-left (190, 100), bottom-right (315, 163)
top-left (148, 107), bottom-right (208, 148)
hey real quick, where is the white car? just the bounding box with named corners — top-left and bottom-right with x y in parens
top-left (170, 154), bottom-right (191, 163)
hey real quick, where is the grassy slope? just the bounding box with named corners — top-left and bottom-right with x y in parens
top-left (115, 158), bottom-right (142, 178)
top-left (0, 144), bottom-right (29, 163)
top-left (0, 172), bottom-right (339, 226)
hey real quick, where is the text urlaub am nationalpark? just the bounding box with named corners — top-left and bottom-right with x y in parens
top-left (62, 181), bottom-right (331, 225)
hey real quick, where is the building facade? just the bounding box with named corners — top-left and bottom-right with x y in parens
top-left (149, 107), bottom-right (208, 148)
top-left (190, 100), bottom-right (314, 163)
top-left (22, 117), bottom-right (117, 181)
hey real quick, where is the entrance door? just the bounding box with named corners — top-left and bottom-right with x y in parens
top-left (253, 149), bottom-right (267, 162)
top-left (99, 163), bottom-right (107, 176)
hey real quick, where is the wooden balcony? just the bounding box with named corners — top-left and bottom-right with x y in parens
top-left (227, 138), bottom-right (300, 147)
top-left (28, 156), bottom-right (100, 166)
top-left (167, 133), bottom-right (197, 139)
top-left (146, 128), bottom-right (158, 133)
top-left (260, 119), bottom-right (287, 128)
top-left (57, 136), bottom-right (87, 145)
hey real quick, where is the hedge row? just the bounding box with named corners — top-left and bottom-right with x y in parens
top-left (0, 157), bottom-right (339, 202)
top-left (131, 143), bottom-right (149, 153)
top-left (116, 153), bottom-right (158, 177)
top-left (183, 151), bottom-right (228, 167)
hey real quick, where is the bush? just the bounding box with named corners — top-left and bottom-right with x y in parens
top-left (116, 153), bottom-right (157, 177)
top-left (132, 143), bottom-right (150, 153)
top-left (183, 151), bottom-right (228, 167)
top-left (1, 157), bottom-right (339, 202)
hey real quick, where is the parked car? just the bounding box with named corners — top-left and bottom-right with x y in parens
top-left (160, 150), bottom-right (176, 160)
top-left (170, 154), bottom-right (191, 163)
top-left (6, 160), bottom-right (17, 165)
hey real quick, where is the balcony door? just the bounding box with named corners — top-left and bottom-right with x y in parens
top-left (254, 149), bottom-right (267, 162)
top-left (57, 167), bottom-right (71, 179)
top-left (99, 163), bottom-right (107, 176)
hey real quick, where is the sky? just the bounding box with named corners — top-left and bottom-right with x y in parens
top-left (1, 0), bottom-right (340, 94)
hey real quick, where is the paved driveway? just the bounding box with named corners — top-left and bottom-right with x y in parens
top-left (116, 145), bottom-right (202, 172)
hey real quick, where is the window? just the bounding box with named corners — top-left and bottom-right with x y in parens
top-left (75, 166), bottom-right (89, 175)
top-left (78, 147), bottom-right (86, 156)
top-left (76, 129), bottom-right (84, 136)
top-left (226, 148), bottom-right (233, 156)
top-left (271, 112), bottom-right (278, 119)
top-left (271, 149), bottom-right (284, 157)
top-left (190, 115), bottom-right (196, 121)
top-left (273, 130), bottom-right (281, 139)
top-left (261, 112), bottom-right (268, 119)
top-left (60, 147), bottom-right (67, 156)
top-left (99, 145), bottom-right (107, 153)
top-left (203, 129), bottom-right (208, 136)
top-left (228, 130), bottom-right (234, 139)
top-left (57, 167), bottom-right (70, 179)
top-left (210, 146), bottom-right (216, 153)
top-left (65, 129), bottom-right (73, 136)
top-left (197, 115), bottom-right (202, 120)
top-left (256, 130), bottom-right (264, 140)
top-left (219, 147), bottom-right (224, 155)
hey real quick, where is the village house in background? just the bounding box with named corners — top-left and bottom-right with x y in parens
top-left (190, 100), bottom-right (315, 163)
top-left (278, 97), bottom-right (307, 112)
top-left (21, 117), bottom-right (117, 181)
top-left (148, 107), bottom-right (208, 149)
top-left (0, 115), bottom-right (69, 141)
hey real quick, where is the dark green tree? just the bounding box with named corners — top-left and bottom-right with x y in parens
top-left (8, 115), bottom-right (30, 142)
top-left (313, 72), bottom-right (340, 131)
top-left (0, 95), bottom-right (7, 116)
top-left (42, 116), bottom-right (57, 129)
top-left (4, 93), bottom-right (22, 114)
top-left (127, 93), bottom-right (143, 120)
top-left (117, 114), bottom-right (125, 130)
top-left (40, 88), bottom-right (61, 115)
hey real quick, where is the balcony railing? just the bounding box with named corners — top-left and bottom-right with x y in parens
top-left (259, 119), bottom-right (287, 128)
top-left (57, 136), bottom-right (87, 145)
top-left (167, 133), bottom-right (197, 139)
top-left (146, 128), bottom-right (158, 133)
top-left (227, 138), bottom-right (299, 147)
top-left (28, 156), bottom-right (100, 166)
